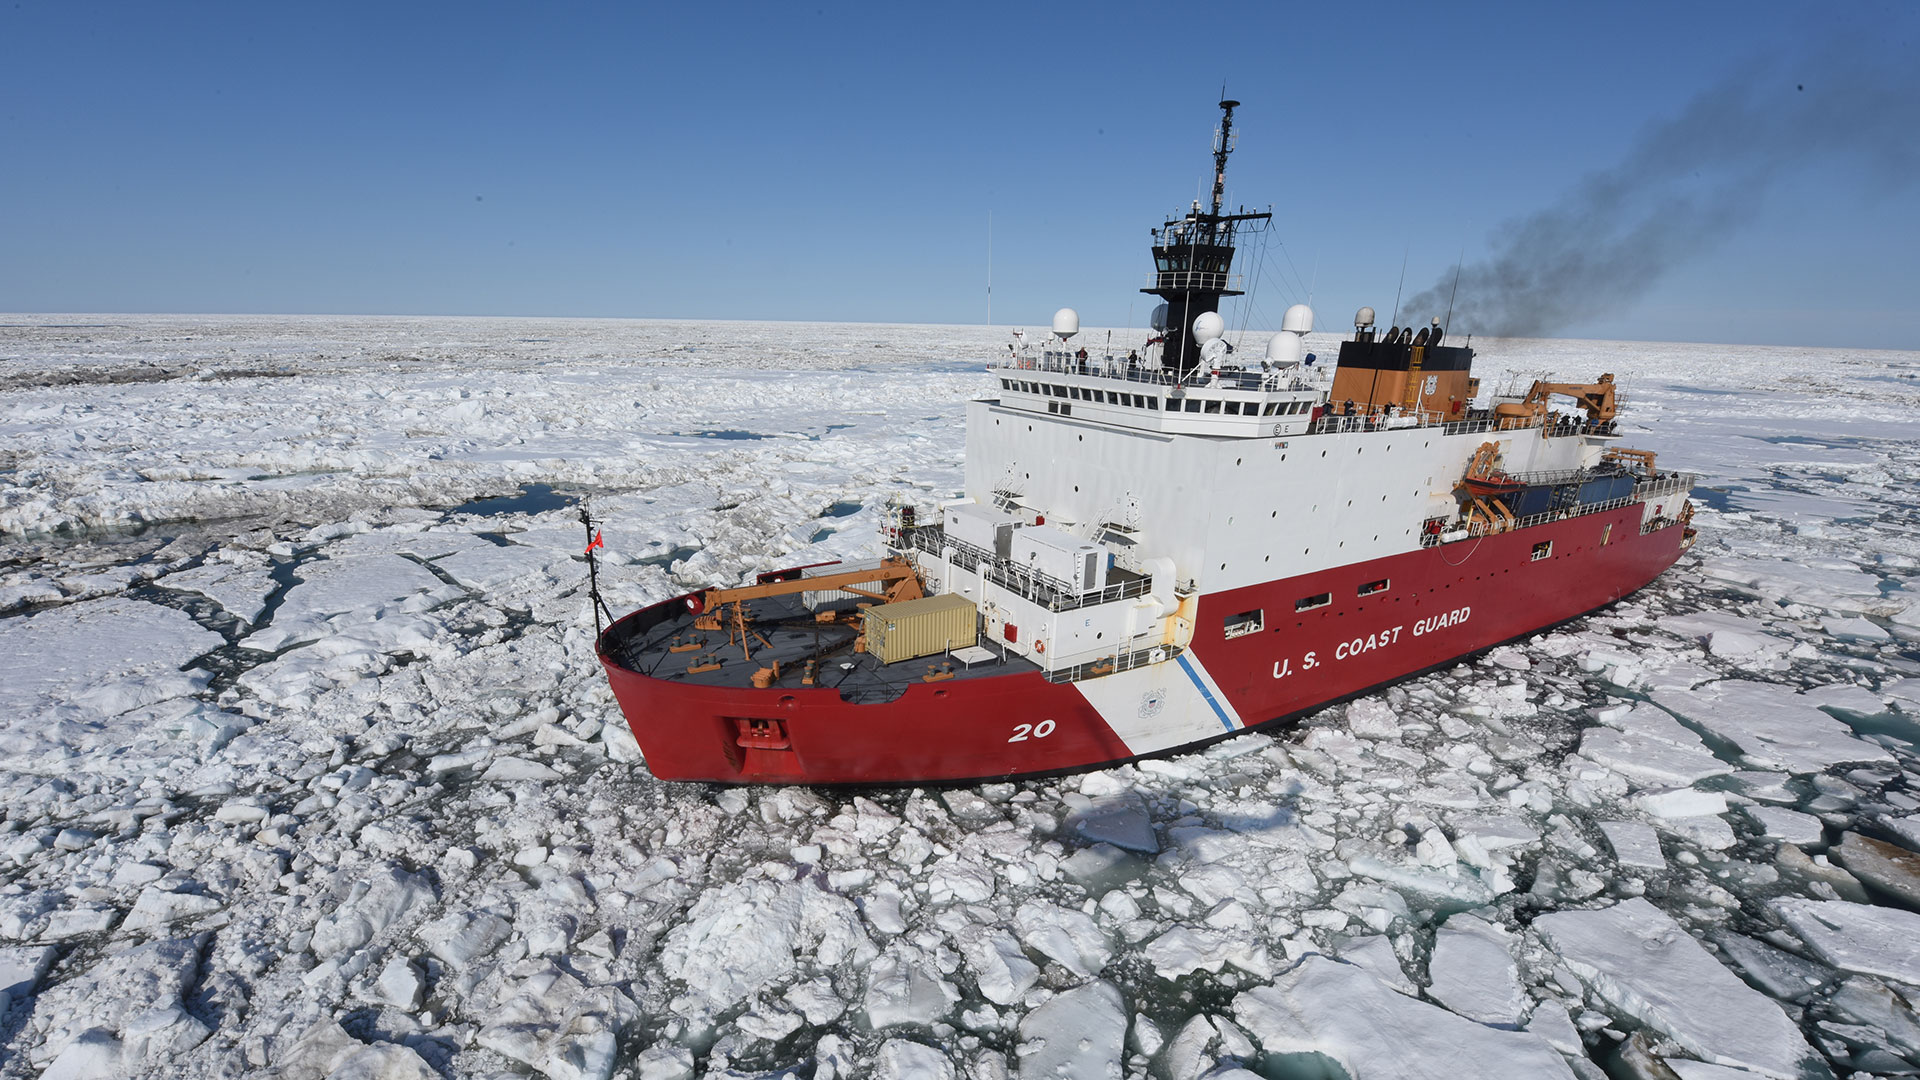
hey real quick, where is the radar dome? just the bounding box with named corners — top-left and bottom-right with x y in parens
top-left (1355, 306), bottom-right (1376, 329)
top-left (1282, 304), bottom-right (1315, 334)
top-left (1266, 332), bottom-right (1303, 364)
top-left (1051, 308), bottom-right (1080, 340)
top-left (1192, 311), bottom-right (1225, 343)
top-left (1149, 303), bottom-right (1168, 332)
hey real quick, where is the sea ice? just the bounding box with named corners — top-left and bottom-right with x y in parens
top-left (1770, 897), bottom-right (1920, 984)
top-left (1533, 898), bottom-right (1819, 1077)
top-left (1233, 955), bottom-right (1576, 1078)
top-left (1425, 913), bottom-right (1526, 1026)
top-left (1015, 980), bottom-right (1126, 1080)
top-left (1652, 680), bottom-right (1894, 775)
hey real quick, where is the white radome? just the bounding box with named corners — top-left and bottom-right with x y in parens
top-left (1282, 304), bottom-right (1315, 334)
top-left (1266, 332), bottom-right (1303, 364)
top-left (1191, 311), bottom-right (1225, 343)
top-left (1052, 308), bottom-right (1080, 340)
top-left (1150, 303), bottom-right (1169, 332)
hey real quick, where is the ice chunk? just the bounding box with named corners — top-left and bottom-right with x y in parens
top-left (30, 938), bottom-right (211, 1074)
top-left (1337, 935), bottom-right (1416, 995)
top-left (310, 864), bottom-right (436, 959)
top-left (1426, 913), bottom-right (1525, 1026)
top-left (1141, 926), bottom-right (1272, 980)
top-left (1741, 805), bottom-right (1823, 846)
top-left (1067, 796), bottom-right (1157, 853)
top-left (962, 930), bottom-right (1039, 1006)
top-left (1770, 897), bottom-right (1920, 984)
top-left (1346, 698), bottom-right (1403, 739)
top-left (122, 886), bottom-right (223, 933)
top-left (476, 962), bottom-right (637, 1080)
top-left (1233, 956), bottom-right (1575, 1078)
top-left (1014, 901), bottom-right (1112, 977)
top-left (863, 951), bottom-right (959, 1028)
top-left (1015, 980), bottom-right (1126, 1080)
top-left (1599, 821), bottom-right (1666, 871)
top-left (658, 876), bottom-right (875, 1020)
top-left (1707, 931), bottom-right (1835, 1004)
top-left (1652, 680), bottom-right (1893, 774)
top-left (421, 911), bottom-right (511, 969)
top-left (0, 944), bottom-right (57, 1014)
top-left (1578, 712), bottom-right (1732, 788)
top-left (1634, 786), bottom-right (1728, 820)
top-left (875, 1039), bottom-right (956, 1080)
top-left (1533, 898), bottom-right (1818, 1078)
top-left (1831, 831), bottom-right (1920, 908)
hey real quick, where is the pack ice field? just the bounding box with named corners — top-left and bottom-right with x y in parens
top-left (2, 314), bottom-right (1920, 1080)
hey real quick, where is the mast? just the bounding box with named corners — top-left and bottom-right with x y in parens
top-left (1143, 99), bottom-right (1272, 377)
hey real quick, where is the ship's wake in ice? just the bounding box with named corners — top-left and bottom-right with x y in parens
top-left (2, 315), bottom-right (1919, 1079)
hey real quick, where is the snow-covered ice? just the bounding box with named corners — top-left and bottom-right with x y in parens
top-left (3, 315), bottom-right (1920, 1077)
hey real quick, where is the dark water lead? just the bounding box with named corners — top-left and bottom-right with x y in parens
top-left (450, 484), bottom-right (579, 518)
top-left (668, 429), bottom-right (769, 441)
top-left (824, 501), bottom-right (863, 518)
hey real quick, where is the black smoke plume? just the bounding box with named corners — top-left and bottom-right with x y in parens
top-left (1396, 49), bottom-right (1919, 339)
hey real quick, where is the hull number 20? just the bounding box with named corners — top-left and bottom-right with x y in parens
top-left (1009, 719), bottom-right (1057, 742)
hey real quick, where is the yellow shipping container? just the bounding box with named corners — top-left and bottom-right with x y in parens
top-left (864, 593), bottom-right (978, 665)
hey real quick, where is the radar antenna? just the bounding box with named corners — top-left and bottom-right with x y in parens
top-left (1211, 98), bottom-right (1239, 218)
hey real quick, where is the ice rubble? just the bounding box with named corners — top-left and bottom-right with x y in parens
top-left (2, 318), bottom-right (1920, 1078)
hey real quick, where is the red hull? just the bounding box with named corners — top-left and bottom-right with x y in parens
top-left (599, 503), bottom-right (1688, 784)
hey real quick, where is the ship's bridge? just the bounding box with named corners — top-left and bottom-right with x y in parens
top-left (989, 345), bottom-right (1327, 438)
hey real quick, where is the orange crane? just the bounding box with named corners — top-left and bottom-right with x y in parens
top-left (687, 557), bottom-right (924, 662)
top-left (1493, 373), bottom-right (1618, 429)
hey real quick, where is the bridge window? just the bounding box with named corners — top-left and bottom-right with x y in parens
top-left (1204, 400), bottom-right (1221, 414)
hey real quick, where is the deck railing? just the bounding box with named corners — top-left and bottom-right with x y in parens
top-left (1418, 473), bottom-right (1698, 547)
top-left (1042, 642), bottom-right (1184, 684)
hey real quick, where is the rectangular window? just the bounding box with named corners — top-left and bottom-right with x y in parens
top-left (1148, 397), bottom-right (1159, 410)
top-left (1223, 609), bottom-right (1264, 639)
top-left (1204, 399), bottom-right (1222, 414)
top-left (1060, 403), bottom-right (1071, 416)
top-left (1295, 592), bottom-right (1332, 612)
top-left (1185, 399), bottom-right (1202, 413)
top-left (1069, 387), bottom-right (1083, 400)
top-left (1047, 401), bottom-right (1059, 413)
top-left (1358, 578), bottom-right (1389, 597)
top-left (1531, 541), bottom-right (1553, 561)
top-left (1225, 401), bottom-right (1241, 415)
top-left (1000, 379), bottom-right (1012, 390)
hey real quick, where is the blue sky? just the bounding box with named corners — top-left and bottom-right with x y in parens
top-left (2, 1), bottom-right (1915, 348)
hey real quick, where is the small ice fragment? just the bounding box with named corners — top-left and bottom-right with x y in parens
top-left (1599, 821), bottom-right (1666, 871)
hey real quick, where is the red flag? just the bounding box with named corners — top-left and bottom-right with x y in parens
top-left (585, 531), bottom-right (605, 555)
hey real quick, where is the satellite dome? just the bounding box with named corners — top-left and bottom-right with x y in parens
top-left (1282, 304), bottom-right (1315, 334)
top-left (1266, 332), bottom-right (1303, 364)
top-left (1149, 303), bottom-right (1168, 332)
top-left (1191, 311), bottom-right (1225, 343)
top-left (1355, 306), bottom-right (1376, 329)
top-left (1051, 308), bottom-right (1080, 340)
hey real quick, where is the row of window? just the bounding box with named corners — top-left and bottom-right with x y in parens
top-left (1296, 577), bottom-right (1390, 612)
top-left (1000, 379), bottom-right (1314, 417)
